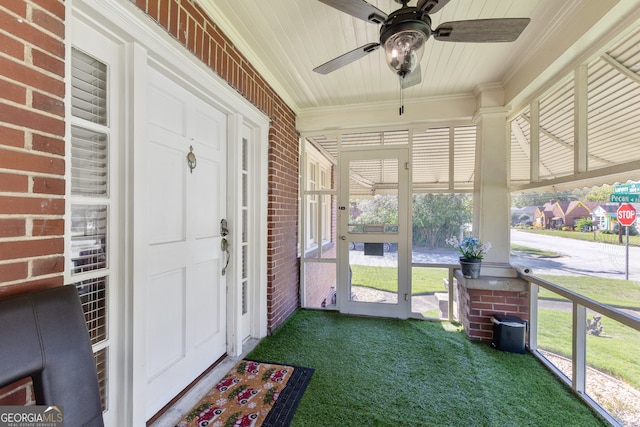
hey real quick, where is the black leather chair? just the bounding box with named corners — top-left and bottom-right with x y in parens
top-left (0, 285), bottom-right (104, 427)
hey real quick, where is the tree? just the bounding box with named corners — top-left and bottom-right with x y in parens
top-left (511, 191), bottom-right (577, 207)
top-left (511, 211), bottom-right (521, 226)
top-left (353, 194), bottom-right (398, 226)
top-left (575, 217), bottom-right (593, 232)
top-left (412, 194), bottom-right (472, 247)
top-left (584, 184), bottom-right (614, 202)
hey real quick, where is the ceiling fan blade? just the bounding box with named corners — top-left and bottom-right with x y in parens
top-left (400, 64), bottom-right (422, 89)
top-left (434, 18), bottom-right (530, 42)
top-left (416, 0), bottom-right (450, 14)
top-left (317, 0), bottom-right (388, 24)
top-left (313, 42), bottom-right (380, 74)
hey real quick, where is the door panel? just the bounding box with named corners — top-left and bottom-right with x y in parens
top-left (148, 136), bottom-right (186, 244)
top-left (145, 68), bottom-right (227, 417)
top-left (146, 268), bottom-right (186, 379)
top-left (339, 148), bottom-right (410, 318)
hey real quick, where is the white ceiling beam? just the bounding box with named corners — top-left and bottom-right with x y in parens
top-left (574, 65), bottom-right (588, 174)
top-left (296, 94), bottom-right (476, 133)
top-left (530, 100), bottom-right (541, 181)
top-left (510, 159), bottom-right (640, 193)
top-left (601, 53), bottom-right (640, 85)
top-left (510, 117), bottom-right (551, 178)
top-left (520, 114), bottom-right (613, 167)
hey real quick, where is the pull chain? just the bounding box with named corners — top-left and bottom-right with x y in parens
top-left (399, 75), bottom-right (405, 116)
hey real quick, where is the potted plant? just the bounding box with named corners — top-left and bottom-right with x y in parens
top-left (446, 236), bottom-right (491, 278)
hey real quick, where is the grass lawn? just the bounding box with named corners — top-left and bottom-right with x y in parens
top-left (351, 265), bottom-right (640, 309)
top-left (248, 310), bottom-right (607, 427)
top-left (537, 274), bottom-right (640, 309)
top-left (511, 244), bottom-right (560, 257)
top-left (517, 228), bottom-right (640, 246)
top-left (537, 309), bottom-right (640, 390)
top-left (350, 264), bottom-right (448, 295)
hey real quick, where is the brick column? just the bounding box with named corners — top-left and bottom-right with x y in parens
top-left (455, 271), bottom-right (529, 342)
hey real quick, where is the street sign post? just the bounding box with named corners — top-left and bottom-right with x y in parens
top-left (616, 203), bottom-right (636, 281)
top-left (610, 194), bottom-right (640, 203)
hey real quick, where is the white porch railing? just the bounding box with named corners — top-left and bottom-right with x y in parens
top-left (522, 274), bottom-right (640, 427)
top-left (412, 264), bottom-right (640, 426)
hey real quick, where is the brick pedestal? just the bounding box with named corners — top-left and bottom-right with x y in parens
top-left (455, 270), bottom-right (529, 342)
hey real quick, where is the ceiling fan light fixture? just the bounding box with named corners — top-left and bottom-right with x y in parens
top-left (383, 29), bottom-right (426, 77)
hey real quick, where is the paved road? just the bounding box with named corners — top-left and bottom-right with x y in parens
top-left (510, 229), bottom-right (640, 281)
top-left (351, 230), bottom-right (639, 281)
top-left (348, 229), bottom-right (639, 310)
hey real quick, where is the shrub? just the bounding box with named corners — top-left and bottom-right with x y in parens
top-left (613, 223), bottom-right (639, 236)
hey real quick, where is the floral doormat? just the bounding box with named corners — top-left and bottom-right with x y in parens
top-left (176, 359), bottom-right (314, 427)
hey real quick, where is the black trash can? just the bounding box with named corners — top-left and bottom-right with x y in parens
top-left (491, 314), bottom-right (527, 354)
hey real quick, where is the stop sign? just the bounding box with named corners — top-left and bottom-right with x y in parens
top-left (617, 203), bottom-right (637, 226)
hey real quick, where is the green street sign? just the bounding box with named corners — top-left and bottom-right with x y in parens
top-left (610, 194), bottom-right (640, 203)
top-left (614, 181), bottom-right (640, 194)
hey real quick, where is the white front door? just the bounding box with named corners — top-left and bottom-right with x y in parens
top-left (144, 67), bottom-right (228, 417)
top-left (338, 148), bottom-right (411, 319)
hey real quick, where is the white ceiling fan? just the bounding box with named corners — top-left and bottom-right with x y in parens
top-left (313, 0), bottom-right (531, 90)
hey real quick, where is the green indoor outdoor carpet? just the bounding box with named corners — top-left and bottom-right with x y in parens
top-left (245, 309), bottom-right (609, 427)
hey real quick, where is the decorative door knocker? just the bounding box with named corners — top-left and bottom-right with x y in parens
top-left (186, 145), bottom-right (197, 173)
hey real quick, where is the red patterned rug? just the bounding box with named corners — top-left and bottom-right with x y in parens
top-left (175, 360), bottom-right (313, 427)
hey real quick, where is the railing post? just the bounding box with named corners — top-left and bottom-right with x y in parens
top-left (573, 303), bottom-right (587, 394)
top-left (528, 281), bottom-right (538, 351)
top-left (448, 267), bottom-right (455, 322)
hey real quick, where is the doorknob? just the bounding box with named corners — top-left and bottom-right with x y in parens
top-left (340, 236), bottom-right (346, 240)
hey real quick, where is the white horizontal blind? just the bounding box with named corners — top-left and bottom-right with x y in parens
top-left (587, 27), bottom-right (640, 169)
top-left (71, 48), bottom-right (107, 125)
top-left (538, 77), bottom-right (575, 179)
top-left (71, 126), bottom-right (108, 197)
top-left (413, 127), bottom-right (450, 187)
top-left (69, 47), bottom-right (111, 412)
top-left (342, 130), bottom-right (408, 146)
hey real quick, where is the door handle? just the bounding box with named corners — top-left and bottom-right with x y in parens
top-left (220, 219), bottom-right (230, 275)
top-left (221, 237), bottom-right (230, 276)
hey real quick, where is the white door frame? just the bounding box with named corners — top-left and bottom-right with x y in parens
top-left (71, 1), bottom-right (269, 425)
top-left (337, 147), bottom-right (411, 319)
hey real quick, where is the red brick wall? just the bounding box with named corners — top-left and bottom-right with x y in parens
top-left (0, 378), bottom-right (35, 406)
top-left (0, 0), bottom-right (66, 299)
top-left (130, 0), bottom-right (300, 331)
top-left (458, 285), bottom-right (529, 342)
top-left (303, 245), bottom-right (337, 308)
top-left (1, 0), bottom-right (299, 332)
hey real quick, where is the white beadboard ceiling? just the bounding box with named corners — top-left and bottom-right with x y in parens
top-left (199, 1), bottom-right (640, 192)
top-left (199, 0), bottom-right (617, 114)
